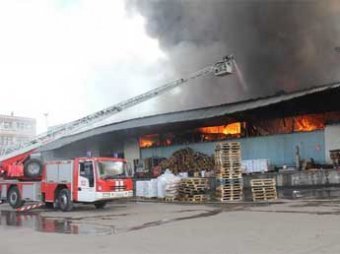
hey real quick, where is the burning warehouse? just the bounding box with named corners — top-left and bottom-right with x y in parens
top-left (39, 82), bottom-right (340, 181)
top-left (136, 84), bottom-right (340, 173)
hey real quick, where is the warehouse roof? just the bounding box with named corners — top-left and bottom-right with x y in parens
top-left (39, 82), bottom-right (340, 151)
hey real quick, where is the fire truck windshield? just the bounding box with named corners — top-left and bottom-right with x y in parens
top-left (97, 161), bottom-right (126, 179)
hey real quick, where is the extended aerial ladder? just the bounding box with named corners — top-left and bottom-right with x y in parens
top-left (0, 55), bottom-right (234, 178)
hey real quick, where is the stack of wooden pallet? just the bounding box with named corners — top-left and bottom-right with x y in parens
top-left (215, 142), bottom-right (243, 201)
top-left (178, 178), bottom-right (209, 202)
top-left (250, 178), bottom-right (277, 201)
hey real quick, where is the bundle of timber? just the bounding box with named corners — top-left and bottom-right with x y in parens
top-left (215, 142), bottom-right (243, 201)
top-left (159, 147), bottom-right (214, 174)
top-left (250, 178), bottom-right (277, 201)
top-left (178, 178), bottom-right (209, 202)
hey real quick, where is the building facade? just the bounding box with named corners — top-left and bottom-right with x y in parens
top-left (0, 114), bottom-right (36, 151)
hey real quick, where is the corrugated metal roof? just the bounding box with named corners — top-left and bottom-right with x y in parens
top-left (39, 82), bottom-right (340, 151)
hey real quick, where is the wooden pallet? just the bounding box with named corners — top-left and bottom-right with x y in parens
top-left (215, 169), bottom-right (242, 174)
top-left (215, 161), bottom-right (241, 167)
top-left (252, 194), bottom-right (277, 201)
top-left (178, 177), bottom-right (209, 197)
top-left (215, 167), bottom-right (242, 172)
top-left (215, 149), bottom-right (240, 153)
top-left (215, 160), bottom-right (241, 165)
top-left (215, 142), bottom-right (240, 149)
top-left (215, 152), bottom-right (240, 156)
top-left (215, 154), bottom-right (241, 159)
top-left (181, 178), bottom-right (208, 185)
top-left (252, 187), bottom-right (277, 193)
top-left (178, 189), bottom-right (207, 195)
top-left (217, 187), bottom-right (243, 192)
top-left (250, 178), bottom-right (277, 201)
top-left (179, 194), bottom-right (207, 198)
top-left (216, 178), bottom-right (243, 185)
top-left (216, 149), bottom-right (240, 153)
top-left (216, 194), bottom-right (243, 200)
top-left (179, 185), bottom-right (207, 189)
top-left (216, 185), bottom-right (243, 191)
top-left (250, 178), bottom-right (276, 187)
top-left (216, 145), bottom-right (240, 150)
top-left (216, 195), bottom-right (243, 201)
top-left (215, 173), bottom-right (242, 179)
top-left (252, 193), bottom-right (277, 198)
top-left (252, 191), bottom-right (277, 196)
top-left (251, 187), bottom-right (276, 192)
top-left (216, 192), bottom-right (243, 197)
top-left (216, 143), bottom-right (240, 148)
top-left (179, 194), bottom-right (208, 202)
top-left (216, 167), bottom-right (242, 172)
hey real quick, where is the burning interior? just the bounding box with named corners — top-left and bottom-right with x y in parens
top-left (139, 111), bottom-right (340, 148)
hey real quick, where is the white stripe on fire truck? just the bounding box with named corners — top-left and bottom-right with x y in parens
top-left (16, 202), bottom-right (44, 212)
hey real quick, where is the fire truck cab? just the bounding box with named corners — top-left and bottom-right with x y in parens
top-left (0, 157), bottom-right (133, 211)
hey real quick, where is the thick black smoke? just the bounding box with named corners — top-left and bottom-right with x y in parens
top-left (127, 0), bottom-right (340, 108)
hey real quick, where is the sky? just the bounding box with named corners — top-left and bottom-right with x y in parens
top-left (0, 0), bottom-right (171, 133)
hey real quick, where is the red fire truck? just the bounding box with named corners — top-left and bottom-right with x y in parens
top-left (0, 55), bottom-right (233, 212)
top-left (0, 157), bottom-right (133, 211)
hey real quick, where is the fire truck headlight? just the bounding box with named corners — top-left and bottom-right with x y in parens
top-left (98, 186), bottom-right (102, 191)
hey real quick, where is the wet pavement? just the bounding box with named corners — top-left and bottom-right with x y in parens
top-left (1, 198), bottom-right (340, 236)
top-left (1, 186), bottom-right (340, 237)
top-left (1, 200), bottom-right (340, 254)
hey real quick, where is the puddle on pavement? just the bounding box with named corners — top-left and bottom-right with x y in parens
top-left (0, 211), bottom-right (114, 236)
top-left (0, 208), bottom-right (223, 235)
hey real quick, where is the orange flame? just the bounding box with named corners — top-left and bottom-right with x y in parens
top-left (294, 115), bottom-right (324, 132)
top-left (139, 134), bottom-right (158, 148)
top-left (139, 139), bottom-right (154, 148)
top-left (199, 122), bottom-right (241, 135)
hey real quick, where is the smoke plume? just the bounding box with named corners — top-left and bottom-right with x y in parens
top-left (127, 0), bottom-right (340, 109)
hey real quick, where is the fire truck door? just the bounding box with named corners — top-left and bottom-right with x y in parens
top-left (77, 161), bottom-right (96, 202)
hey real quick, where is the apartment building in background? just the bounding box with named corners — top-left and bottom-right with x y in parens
top-left (0, 113), bottom-right (36, 151)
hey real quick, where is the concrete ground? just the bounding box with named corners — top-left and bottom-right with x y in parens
top-left (1, 199), bottom-right (340, 254)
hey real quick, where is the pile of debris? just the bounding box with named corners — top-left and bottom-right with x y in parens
top-left (159, 147), bottom-right (214, 175)
top-left (215, 142), bottom-right (243, 201)
top-left (250, 178), bottom-right (277, 201)
top-left (178, 178), bottom-right (209, 202)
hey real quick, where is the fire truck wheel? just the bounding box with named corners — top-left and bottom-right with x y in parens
top-left (7, 186), bottom-right (25, 209)
top-left (58, 189), bottom-right (73, 212)
top-left (24, 159), bottom-right (43, 178)
top-left (94, 201), bottom-right (107, 209)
